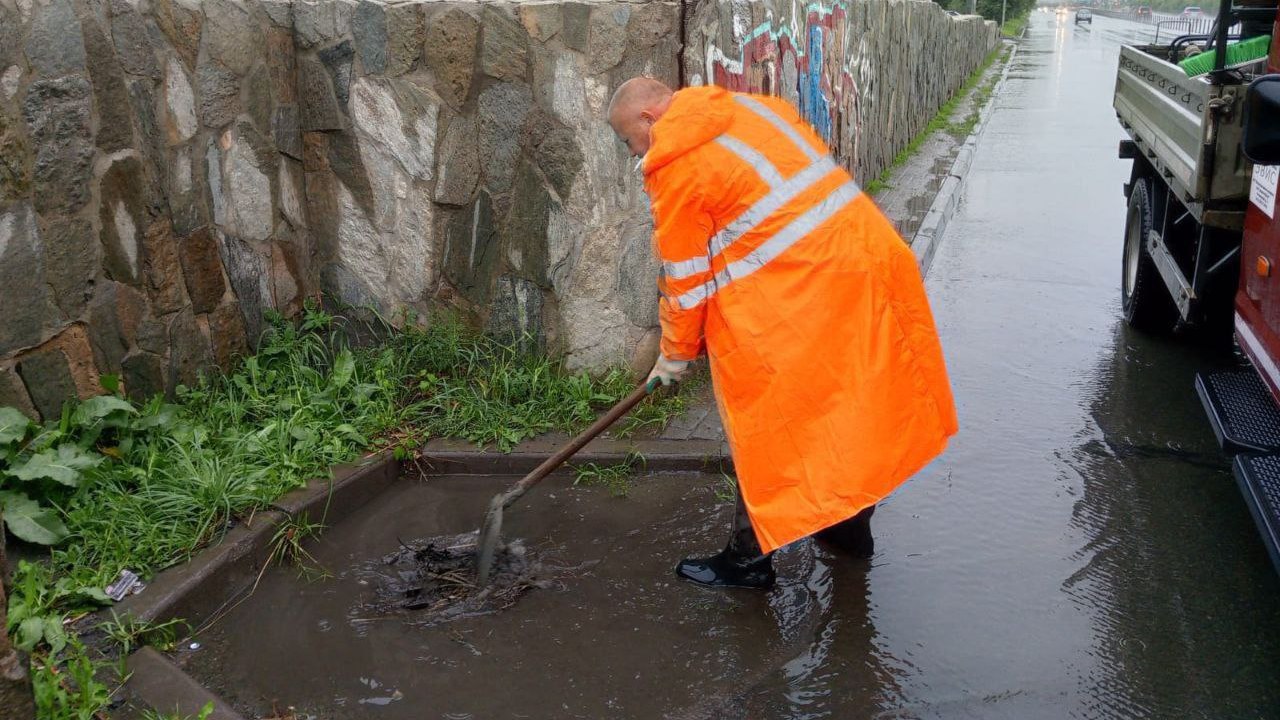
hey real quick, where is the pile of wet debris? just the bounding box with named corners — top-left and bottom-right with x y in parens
top-left (357, 532), bottom-right (551, 623)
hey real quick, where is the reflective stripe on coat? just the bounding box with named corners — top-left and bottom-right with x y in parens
top-left (643, 86), bottom-right (959, 553)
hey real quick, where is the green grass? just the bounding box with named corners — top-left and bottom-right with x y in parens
top-left (265, 514), bottom-right (330, 582)
top-left (97, 612), bottom-right (188, 679)
top-left (866, 46), bottom-right (1007, 197)
top-left (1001, 11), bottom-right (1030, 38)
top-left (945, 55), bottom-right (1006, 138)
top-left (141, 704), bottom-right (214, 720)
top-left (571, 451), bottom-right (646, 497)
top-left (29, 636), bottom-right (116, 719)
top-left (2, 304), bottom-right (689, 716)
top-left (713, 472), bottom-right (738, 503)
top-left (97, 613), bottom-right (187, 657)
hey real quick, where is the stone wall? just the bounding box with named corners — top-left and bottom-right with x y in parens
top-left (0, 0), bottom-right (996, 419)
top-left (295, 0), bottom-right (681, 373)
top-left (0, 0), bottom-right (309, 417)
top-left (684, 0), bottom-right (1000, 183)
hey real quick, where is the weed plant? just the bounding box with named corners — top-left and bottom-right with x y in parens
top-left (865, 46), bottom-right (1006, 196)
top-left (571, 451), bottom-right (647, 497)
top-left (141, 703), bottom-right (214, 720)
top-left (1, 304), bottom-right (687, 717)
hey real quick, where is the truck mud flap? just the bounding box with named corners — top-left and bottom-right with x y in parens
top-left (1195, 370), bottom-right (1280, 454)
top-left (1231, 455), bottom-right (1280, 574)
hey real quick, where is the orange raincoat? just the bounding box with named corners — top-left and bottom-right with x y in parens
top-left (644, 86), bottom-right (959, 553)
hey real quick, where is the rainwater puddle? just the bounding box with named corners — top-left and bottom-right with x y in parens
top-left (178, 473), bottom-right (841, 719)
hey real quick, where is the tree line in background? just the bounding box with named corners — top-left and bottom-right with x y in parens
top-left (932, 0), bottom-right (1223, 21)
top-left (930, 0), bottom-right (1038, 25)
top-left (1134, 0), bottom-right (1222, 15)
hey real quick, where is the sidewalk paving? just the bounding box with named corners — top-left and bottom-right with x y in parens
top-left (877, 43), bottom-right (1013, 272)
top-left (655, 380), bottom-right (722, 441)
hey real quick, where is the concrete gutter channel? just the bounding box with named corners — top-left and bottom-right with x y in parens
top-left (102, 46), bottom-right (1018, 720)
top-left (103, 443), bottom-right (729, 718)
top-left (105, 454), bottom-right (401, 719)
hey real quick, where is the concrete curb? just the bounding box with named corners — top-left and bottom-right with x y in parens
top-left (421, 437), bottom-right (732, 475)
top-left (103, 440), bottom-right (723, 717)
top-left (270, 450), bottom-right (400, 525)
top-left (106, 453), bottom-right (400, 627)
top-left (104, 453), bottom-right (402, 718)
top-left (108, 510), bottom-right (285, 628)
top-left (121, 648), bottom-right (247, 720)
top-left (912, 41), bottom-right (1020, 276)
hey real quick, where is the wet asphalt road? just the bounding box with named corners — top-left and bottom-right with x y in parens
top-left (881, 10), bottom-right (1280, 717)
top-left (185, 12), bottom-right (1280, 719)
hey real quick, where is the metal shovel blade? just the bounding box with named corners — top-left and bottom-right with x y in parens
top-left (475, 495), bottom-right (505, 585)
top-left (472, 378), bottom-right (661, 586)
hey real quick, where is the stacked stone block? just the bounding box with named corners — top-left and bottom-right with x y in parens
top-left (299, 0), bottom-right (681, 372)
top-left (0, 0), bottom-right (310, 418)
top-left (0, 0), bottom-right (997, 420)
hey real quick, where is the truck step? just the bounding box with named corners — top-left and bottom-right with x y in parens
top-left (1195, 370), bottom-right (1280, 454)
top-left (1231, 454), bottom-right (1280, 574)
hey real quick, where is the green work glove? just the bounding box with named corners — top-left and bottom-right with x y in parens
top-left (647, 355), bottom-right (690, 387)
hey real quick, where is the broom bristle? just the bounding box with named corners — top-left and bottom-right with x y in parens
top-left (1179, 34), bottom-right (1272, 77)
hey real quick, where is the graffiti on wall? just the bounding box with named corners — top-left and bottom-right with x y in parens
top-left (703, 1), bottom-right (868, 174)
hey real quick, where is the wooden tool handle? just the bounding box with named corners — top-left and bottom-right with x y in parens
top-left (497, 380), bottom-right (659, 508)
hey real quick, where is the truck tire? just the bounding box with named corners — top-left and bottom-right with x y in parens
top-left (1122, 178), bottom-right (1179, 333)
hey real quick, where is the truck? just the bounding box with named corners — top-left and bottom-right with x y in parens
top-left (1113, 1), bottom-right (1280, 571)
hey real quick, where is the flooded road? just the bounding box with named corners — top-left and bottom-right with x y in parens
top-left (894, 10), bottom-right (1280, 717)
top-left (184, 12), bottom-right (1280, 719)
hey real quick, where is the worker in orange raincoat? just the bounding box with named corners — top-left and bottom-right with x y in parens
top-left (608, 78), bottom-right (959, 589)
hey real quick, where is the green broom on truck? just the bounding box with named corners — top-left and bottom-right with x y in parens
top-left (1179, 34), bottom-right (1272, 76)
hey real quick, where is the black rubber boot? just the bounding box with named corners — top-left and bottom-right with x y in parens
top-left (676, 547), bottom-right (776, 589)
top-left (814, 505), bottom-right (876, 559)
top-left (677, 484), bottom-right (776, 589)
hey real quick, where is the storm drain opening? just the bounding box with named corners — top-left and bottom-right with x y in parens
top-left (354, 532), bottom-right (554, 624)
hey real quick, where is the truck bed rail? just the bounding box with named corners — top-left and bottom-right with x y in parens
top-left (1114, 45), bottom-right (1254, 221)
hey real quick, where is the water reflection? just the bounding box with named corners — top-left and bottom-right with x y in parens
top-left (668, 549), bottom-right (896, 719)
top-left (1067, 320), bottom-right (1280, 717)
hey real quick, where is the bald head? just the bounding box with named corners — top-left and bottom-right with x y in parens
top-left (608, 77), bottom-right (674, 119)
top-left (608, 77), bottom-right (675, 158)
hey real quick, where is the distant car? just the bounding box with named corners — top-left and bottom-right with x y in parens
top-left (1076, 8), bottom-right (1094, 22)
top-left (1182, 5), bottom-right (1203, 15)
top-left (946, 9), bottom-right (961, 15)
top-left (1135, 5), bottom-right (1153, 17)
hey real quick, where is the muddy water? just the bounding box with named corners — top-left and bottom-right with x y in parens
top-left (182, 474), bottom-right (841, 718)
top-left (183, 12), bottom-right (1280, 719)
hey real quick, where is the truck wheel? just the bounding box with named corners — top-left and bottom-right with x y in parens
top-left (1122, 178), bottom-right (1179, 333)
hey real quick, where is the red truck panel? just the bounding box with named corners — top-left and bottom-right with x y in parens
top-left (1272, 12), bottom-right (1280, 69)
top-left (1235, 10), bottom-right (1280, 402)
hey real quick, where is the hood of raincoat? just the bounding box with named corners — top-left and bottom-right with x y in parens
top-left (643, 85), bottom-right (735, 176)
